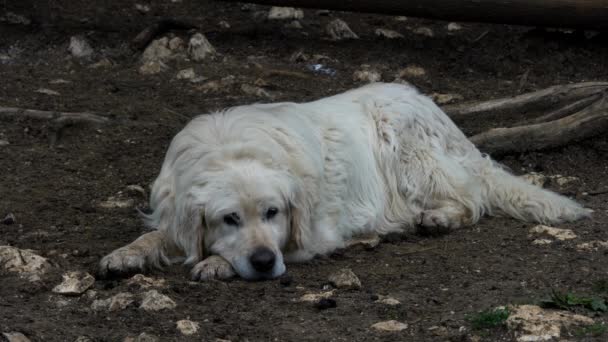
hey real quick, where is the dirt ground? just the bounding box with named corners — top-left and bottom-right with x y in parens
top-left (1, 1), bottom-right (608, 341)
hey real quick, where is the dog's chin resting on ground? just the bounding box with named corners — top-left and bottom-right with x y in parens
top-left (98, 82), bottom-right (592, 281)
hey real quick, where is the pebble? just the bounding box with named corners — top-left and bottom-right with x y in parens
top-left (412, 27), bottom-right (434, 37)
top-left (371, 320), bottom-right (408, 332)
top-left (430, 93), bottom-right (463, 105)
top-left (521, 172), bottom-right (547, 187)
top-left (375, 295), bottom-right (401, 306)
top-left (91, 292), bottom-right (135, 311)
top-left (138, 60), bottom-right (168, 75)
top-left (176, 68), bottom-right (196, 80)
top-left (142, 37), bottom-right (173, 63)
top-left (35, 88), bottom-right (60, 96)
top-left (176, 319), bottom-right (200, 335)
top-left (353, 66), bottom-right (382, 83)
top-left (326, 19), bottom-right (359, 40)
top-left (447, 22), bottom-right (462, 31)
top-left (506, 305), bottom-right (593, 341)
top-left (529, 225), bottom-right (577, 241)
top-left (52, 271), bottom-right (95, 295)
top-left (374, 28), bottom-right (403, 39)
top-left (188, 33), bottom-right (216, 61)
top-left (2, 332), bottom-right (31, 342)
top-left (328, 268), bottom-right (361, 289)
top-left (299, 290), bottom-right (335, 302)
top-left (98, 196), bottom-right (135, 209)
top-left (127, 274), bottom-right (166, 289)
top-left (139, 290), bottom-right (177, 311)
top-left (68, 36), bottom-right (94, 58)
top-left (0, 139), bottom-right (9, 146)
top-left (0, 246), bottom-right (52, 282)
top-left (135, 4), bottom-right (151, 13)
top-left (267, 7), bottom-right (304, 20)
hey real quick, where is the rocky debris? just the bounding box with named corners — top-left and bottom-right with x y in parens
top-left (49, 79), bottom-right (71, 84)
top-left (139, 61), bottom-right (168, 75)
top-left (74, 336), bottom-right (93, 342)
top-left (176, 68), bottom-right (196, 80)
top-left (428, 325), bottom-right (449, 337)
top-left (176, 319), bottom-right (200, 335)
top-left (328, 268), bottom-right (361, 289)
top-left (91, 292), bottom-right (135, 311)
top-left (576, 240), bottom-right (608, 251)
top-left (241, 84), bottom-right (273, 99)
top-left (552, 175), bottom-right (580, 187)
top-left (85, 290), bottom-right (97, 299)
top-left (412, 27), bottom-right (434, 37)
top-left (268, 7), bottom-right (304, 20)
top-left (0, 12), bottom-right (31, 25)
top-left (68, 36), bottom-right (94, 58)
top-left (394, 16), bottom-right (407, 22)
top-left (506, 305), bottom-right (593, 341)
top-left (396, 65), bottom-right (426, 79)
top-left (430, 93), bottom-right (463, 105)
top-left (284, 20), bottom-right (303, 29)
top-left (371, 320), bottom-right (408, 332)
top-left (298, 290), bottom-right (335, 302)
top-left (375, 295), bottom-right (401, 306)
top-left (135, 3), bottom-right (151, 13)
top-left (125, 185), bottom-right (146, 198)
top-left (218, 20), bottom-right (231, 29)
top-left (0, 246), bottom-right (52, 282)
top-left (89, 58), bottom-right (113, 69)
top-left (521, 172), bottom-right (547, 187)
top-left (374, 28), bottom-right (403, 39)
top-left (532, 238), bottom-right (553, 246)
top-left (347, 235), bottom-right (380, 250)
top-left (124, 333), bottom-right (159, 342)
top-left (196, 76), bottom-right (236, 93)
top-left (529, 225), bottom-right (577, 241)
top-left (2, 332), bottom-right (31, 342)
top-left (98, 196), bottom-right (135, 209)
top-left (139, 290), bottom-right (177, 311)
top-left (168, 37), bottom-right (185, 52)
top-left (142, 37), bottom-right (173, 63)
top-left (127, 274), bottom-right (166, 289)
top-left (315, 298), bottom-right (337, 310)
top-left (353, 66), bottom-right (382, 83)
top-left (52, 271), bottom-right (95, 295)
top-left (326, 19), bottom-right (359, 40)
top-left (447, 23), bottom-right (463, 31)
top-left (188, 33), bottom-right (216, 61)
top-left (35, 88), bottom-right (60, 96)
top-left (2, 213), bottom-right (15, 225)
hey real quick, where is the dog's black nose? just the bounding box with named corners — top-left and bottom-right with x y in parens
top-left (249, 247), bottom-right (276, 273)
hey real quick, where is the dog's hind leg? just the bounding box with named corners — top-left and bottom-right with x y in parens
top-left (98, 230), bottom-right (180, 278)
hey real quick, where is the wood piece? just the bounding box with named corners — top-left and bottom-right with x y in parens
top-left (220, 0), bottom-right (608, 30)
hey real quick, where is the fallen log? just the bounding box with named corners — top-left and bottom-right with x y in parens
top-left (220, 0), bottom-right (608, 30)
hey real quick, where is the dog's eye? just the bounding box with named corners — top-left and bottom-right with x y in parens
top-left (223, 213), bottom-right (240, 226)
top-left (265, 207), bottom-right (278, 220)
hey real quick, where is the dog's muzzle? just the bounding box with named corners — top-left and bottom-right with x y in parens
top-left (249, 247), bottom-right (276, 273)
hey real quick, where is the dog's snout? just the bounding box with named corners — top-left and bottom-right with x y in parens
top-left (249, 247), bottom-right (276, 273)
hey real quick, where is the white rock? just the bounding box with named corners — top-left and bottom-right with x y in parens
top-left (142, 37), bottom-right (172, 62)
top-left (576, 240), bottom-right (608, 251)
top-left (68, 36), bottom-right (94, 58)
top-left (529, 225), bottom-right (577, 241)
top-left (52, 271), bottom-right (95, 295)
top-left (394, 16), bottom-right (408, 22)
top-left (168, 37), bottom-right (185, 52)
top-left (430, 93), bottom-right (463, 105)
top-left (188, 33), bottom-right (216, 61)
top-left (176, 68), bottom-right (196, 80)
top-left (447, 22), bottom-right (462, 31)
top-left (241, 84), bottom-right (273, 99)
top-left (135, 4), bottom-right (151, 13)
top-left (375, 295), bottom-right (401, 306)
top-left (353, 67), bottom-right (382, 83)
top-left (139, 290), bottom-right (177, 311)
top-left (218, 20), bottom-right (231, 29)
top-left (371, 320), bottom-right (408, 332)
top-left (506, 305), bottom-right (593, 341)
top-left (35, 88), bottom-right (60, 96)
top-left (2, 332), bottom-right (31, 342)
top-left (268, 7), bottom-right (304, 20)
top-left (328, 268), bottom-right (361, 289)
top-left (413, 27), bottom-right (434, 37)
top-left (521, 172), bottom-right (547, 187)
top-left (374, 28), bottom-right (403, 39)
top-left (532, 239), bottom-right (553, 245)
top-left (176, 319), bottom-right (200, 335)
top-left (127, 274), bottom-right (166, 289)
top-left (326, 19), bottom-right (359, 40)
top-left (0, 246), bottom-right (52, 282)
top-left (98, 196), bottom-right (135, 209)
top-left (552, 175), bottom-right (579, 187)
top-left (138, 60), bottom-right (168, 75)
top-left (397, 65), bottom-right (426, 78)
top-left (91, 292), bottom-right (135, 311)
top-left (298, 290), bottom-right (335, 302)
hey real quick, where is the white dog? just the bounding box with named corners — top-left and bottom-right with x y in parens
top-left (99, 83), bottom-right (591, 281)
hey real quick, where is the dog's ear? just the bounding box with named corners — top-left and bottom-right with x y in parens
top-left (285, 183), bottom-right (313, 254)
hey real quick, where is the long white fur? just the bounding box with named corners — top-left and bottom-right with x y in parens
top-left (137, 82), bottom-right (591, 271)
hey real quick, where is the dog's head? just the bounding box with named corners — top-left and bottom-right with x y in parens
top-left (181, 152), bottom-right (305, 280)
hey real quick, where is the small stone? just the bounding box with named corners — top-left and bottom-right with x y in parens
top-left (139, 290), bottom-right (177, 311)
top-left (394, 16), bottom-right (408, 22)
top-left (413, 27), bottom-right (434, 37)
top-left (49, 79), bottom-right (71, 84)
top-left (52, 271), bottom-right (95, 295)
top-left (176, 68), bottom-right (196, 80)
top-left (397, 65), bottom-right (426, 78)
top-left (135, 3), bottom-right (151, 13)
top-left (375, 295), bottom-right (401, 306)
top-left (138, 60), bottom-right (168, 75)
top-left (532, 238), bottom-right (553, 245)
top-left (551, 175), bottom-right (579, 187)
top-left (506, 305), bottom-right (593, 342)
top-left (91, 292), bottom-right (135, 311)
top-left (188, 33), bottom-right (216, 61)
top-left (89, 58), bottom-right (113, 69)
top-left (315, 298), bottom-right (337, 310)
top-left (0, 12), bottom-right (31, 25)
top-left (74, 336), bottom-right (93, 342)
top-left (142, 37), bottom-right (172, 62)
top-left (2, 332), bottom-right (31, 342)
top-left (285, 20), bottom-right (303, 29)
top-left (196, 76), bottom-right (236, 93)
top-left (529, 225), bottom-right (577, 241)
top-left (353, 66), bottom-right (382, 83)
top-left (328, 268), bottom-right (361, 289)
top-left (85, 290), bottom-right (97, 299)
top-left (2, 213), bottom-right (15, 225)
top-left (128, 333), bottom-right (159, 342)
top-left (576, 240), bottom-right (608, 251)
top-left (125, 185), bottom-right (146, 198)
top-left (347, 235), bottom-right (380, 250)
top-left (371, 320), bottom-right (408, 332)
top-left (35, 88), bottom-right (60, 96)
top-left (176, 320), bottom-right (200, 335)
top-left (0, 246), bottom-right (52, 282)
top-left (267, 7), bottom-right (304, 20)
top-left (299, 290), bottom-right (335, 302)
top-left (374, 28), bottom-right (403, 39)
top-left (521, 172), bottom-right (547, 187)
top-left (0, 139), bottom-right (9, 146)
top-left (430, 93), bottom-right (463, 105)
top-left (127, 274), bottom-right (166, 289)
top-left (68, 36), bottom-right (94, 58)
top-left (447, 22), bottom-right (462, 31)
top-left (218, 20), bottom-right (231, 29)
top-left (241, 84), bottom-right (273, 99)
top-left (326, 19), bottom-right (359, 40)
top-left (98, 197), bottom-right (135, 209)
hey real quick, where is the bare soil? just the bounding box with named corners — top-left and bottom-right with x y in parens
top-left (1, 1), bottom-right (608, 341)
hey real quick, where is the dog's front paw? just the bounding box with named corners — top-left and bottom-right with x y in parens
top-left (191, 255), bottom-right (236, 281)
top-left (98, 247), bottom-right (147, 278)
top-left (417, 209), bottom-right (455, 235)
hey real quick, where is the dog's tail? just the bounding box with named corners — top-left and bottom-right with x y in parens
top-left (481, 162), bottom-right (592, 224)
